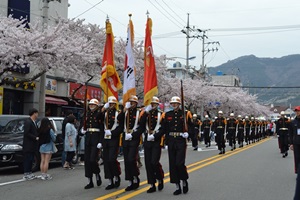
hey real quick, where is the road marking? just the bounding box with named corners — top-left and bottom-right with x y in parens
top-left (0, 179), bottom-right (25, 186)
top-left (95, 138), bottom-right (270, 200)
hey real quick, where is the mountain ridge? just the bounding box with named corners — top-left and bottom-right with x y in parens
top-left (208, 54), bottom-right (300, 106)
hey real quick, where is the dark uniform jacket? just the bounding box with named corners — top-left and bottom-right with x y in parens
top-left (86, 108), bottom-right (102, 145)
top-left (202, 119), bottom-right (212, 131)
top-left (290, 117), bottom-right (300, 145)
top-left (276, 117), bottom-right (290, 135)
top-left (122, 107), bottom-right (143, 147)
top-left (161, 109), bottom-right (192, 144)
top-left (227, 118), bottom-right (237, 132)
top-left (213, 117), bottom-right (227, 132)
top-left (23, 117), bottom-right (38, 153)
top-left (101, 107), bottom-right (124, 147)
top-left (139, 109), bottom-right (164, 143)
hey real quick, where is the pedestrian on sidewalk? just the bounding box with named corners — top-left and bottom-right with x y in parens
top-left (38, 118), bottom-right (57, 180)
top-left (64, 115), bottom-right (77, 170)
top-left (22, 108), bottom-right (39, 180)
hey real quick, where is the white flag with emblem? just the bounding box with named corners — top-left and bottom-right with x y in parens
top-left (123, 17), bottom-right (136, 103)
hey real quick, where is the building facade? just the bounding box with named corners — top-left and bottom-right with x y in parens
top-left (0, 0), bottom-right (101, 117)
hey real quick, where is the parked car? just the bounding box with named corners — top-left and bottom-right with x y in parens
top-left (0, 115), bottom-right (28, 132)
top-left (0, 116), bottom-right (64, 171)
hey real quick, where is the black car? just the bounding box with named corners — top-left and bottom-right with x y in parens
top-left (0, 116), bottom-right (64, 171)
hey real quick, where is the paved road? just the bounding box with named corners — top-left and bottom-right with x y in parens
top-left (0, 137), bottom-right (296, 200)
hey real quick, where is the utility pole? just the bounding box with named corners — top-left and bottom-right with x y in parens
top-left (196, 29), bottom-right (219, 80)
top-left (185, 13), bottom-right (190, 79)
top-left (39, 0), bottom-right (61, 117)
top-left (201, 30), bottom-right (206, 75)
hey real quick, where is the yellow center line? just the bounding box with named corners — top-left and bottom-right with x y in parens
top-left (95, 138), bottom-right (270, 200)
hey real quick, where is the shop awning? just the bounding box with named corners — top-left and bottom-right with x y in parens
top-left (45, 96), bottom-right (68, 105)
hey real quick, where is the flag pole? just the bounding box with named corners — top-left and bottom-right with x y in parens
top-left (146, 10), bottom-right (149, 19)
top-left (106, 15), bottom-right (109, 102)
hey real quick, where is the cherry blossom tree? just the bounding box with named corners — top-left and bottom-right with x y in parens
top-left (0, 16), bottom-right (104, 85)
top-left (0, 15), bottom-right (269, 116)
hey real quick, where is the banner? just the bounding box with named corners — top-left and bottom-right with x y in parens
top-left (123, 18), bottom-right (136, 104)
top-left (144, 17), bottom-right (158, 106)
top-left (45, 78), bottom-right (57, 95)
top-left (100, 20), bottom-right (122, 102)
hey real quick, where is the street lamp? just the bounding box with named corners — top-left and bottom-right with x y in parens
top-left (167, 56), bottom-right (196, 61)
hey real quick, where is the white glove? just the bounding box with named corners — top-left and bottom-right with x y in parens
top-left (105, 129), bottom-right (112, 136)
top-left (97, 143), bottom-right (102, 149)
top-left (181, 132), bottom-right (189, 139)
top-left (81, 128), bottom-right (86, 134)
top-left (145, 105), bottom-right (152, 113)
top-left (104, 102), bottom-right (110, 109)
top-left (147, 134), bottom-right (155, 141)
top-left (200, 131), bottom-right (203, 134)
top-left (125, 102), bottom-right (131, 109)
top-left (125, 133), bottom-right (133, 140)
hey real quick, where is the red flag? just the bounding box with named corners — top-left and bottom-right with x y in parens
top-left (144, 17), bottom-right (158, 106)
top-left (100, 20), bottom-right (122, 102)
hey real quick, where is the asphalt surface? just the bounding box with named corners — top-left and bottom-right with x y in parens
top-left (0, 137), bottom-right (296, 200)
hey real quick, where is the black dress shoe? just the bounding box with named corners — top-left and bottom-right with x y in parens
top-left (158, 181), bottom-right (164, 191)
top-left (147, 186), bottom-right (156, 193)
top-left (105, 184), bottom-right (115, 190)
top-left (114, 176), bottom-right (121, 188)
top-left (183, 181), bottom-right (189, 194)
top-left (219, 151), bottom-right (223, 155)
top-left (173, 188), bottom-right (182, 195)
top-left (125, 184), bottom-right (134, 191)
top-left (84, 182), bottom-right (94, 189)
top-left (132, 177), bottom-right (140, 189)
top-left (96, 176), bottom-right (102, 186)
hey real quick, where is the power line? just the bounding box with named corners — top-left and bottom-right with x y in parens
top-left (154, 0), bottom-right (185, 27)
top-left (211, 85), bottom-right (300, 89)
top-left (147, 0), bottom-right (183, 29)
top-left (211, 24), bottom-right (300, 32)
top-left (161, 0), bottom-right (186, 24)
top-left (74, 0), bottom-right (105, 19)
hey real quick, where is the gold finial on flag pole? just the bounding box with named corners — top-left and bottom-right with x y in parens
top-left (129, 13), bottom-right (132, 19)
top-left (106, 15), bottom-right (109, 22)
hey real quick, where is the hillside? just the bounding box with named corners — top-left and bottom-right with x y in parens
top-left (208, 54), bottom-right (300, 106)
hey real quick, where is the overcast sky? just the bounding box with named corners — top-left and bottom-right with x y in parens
top-left (68, 0), bottom-right (300, 68)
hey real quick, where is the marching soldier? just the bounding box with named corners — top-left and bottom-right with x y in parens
top-left (290, 106), bottom-right (300, 174)
top-left (250, 117), bottom-right (256, 144)
top-left (160, 96), bottom-right (192, 195)
top-left (139, 96), bottom-right (164, 193)
top-left (202, 115), bottom-right (212, 148)
top-left (84, 99), bottom-right (102, 189)
top-left (122, 95), bottom-right (143, 191)
top-left (276, 111), bottom-right (290, 158)
top-left (213, 111), bottom-right (227, 154)
top-left (227, 113), bottom-right (237, 151)
top-left (101, 96), bottom-right (123, 189)
top-left (244, 116), bottom-right (251, 145)
top-left (236, 115), bottom-right (245, 148)
top-left (190, 114), bottom-right (201, 151)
